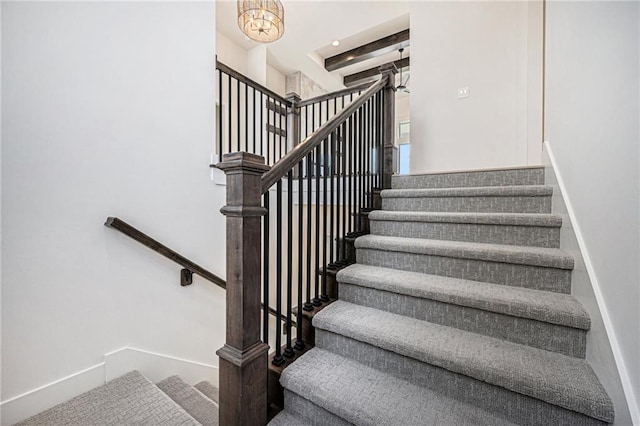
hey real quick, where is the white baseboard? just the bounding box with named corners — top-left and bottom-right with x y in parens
top-left (544, 141), bottom-right (639, 425)
top-left (0, 348), bottom-right (218, 426)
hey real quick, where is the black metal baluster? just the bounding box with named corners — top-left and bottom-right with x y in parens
top-left (284, 171), bottom-right (294, 358)
top-left (304, 151), bottom-right (313, 312)
top-left (328, 130), bottom-right (335, 269)
top-left (260, 92), bottom-right (264, 156)
top-left (244, 83), bottom-right (248, 152)
top-left (335, 124), bottom-right (342, 266)
top-left (253, 87), bottom-right (257, 154)
top-left (321, 136), bottom-right (329, 302)
top-left (263, 192), bottom-right (270, 345)
top-left (218, 70), bottom-right (223, 159)
top-left (236, 78), bottom-right (240, 152)
top-left (273, 180), bottom-right (284, 366)
top-left (278, 101), bottom-right (288, 160)
top-left (313, 144), bottom-right (321, 306)
top-left (266, 96), bottom-right (271, 164)
top-left (296, 160), bottom-right (306, 349)
top-left (228, 75), bottom-right (232, 153)
top-left (349, 94), bottom-right (355, 235)
top-left (341, 121), bottom-right (347, 264)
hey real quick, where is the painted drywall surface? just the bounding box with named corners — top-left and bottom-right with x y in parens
top-left (267, 65), bottom-right (286, 97)
top-left (216, 30), bottom-right (248, 74)
top-left (1, 1), bottom-right (226, 418)
top-left (543, 145), bottom-right (632, 426)
top-left (409, 1), bottom-right (542, 173)
top-left (545, 1), bottom-right (639, 420)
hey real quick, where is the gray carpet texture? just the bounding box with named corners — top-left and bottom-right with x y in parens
top-left (381, 185), bottom-right (553, 213)
top-left (16, 371), bottom-right (199, 426)
top-left (194, 381), bottom-right (219, 404)
top-left (369, 211), bottom-right (562, 247)
top-left (391, 167), bottom-right (545, 189)
top-left (157, 376), bottom-right (219, 426)
top-left (313, 301), bottom-right (613, 423)
top-left (274, 166), bottom-right (614, 425)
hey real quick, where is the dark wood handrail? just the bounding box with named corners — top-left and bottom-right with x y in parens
top-left (261, 75), bottom-right (389, 194)
top-left (297, 80), bottom-right (374, 107)
top-left (216, 60), bottom-right (292, 107)
top-left (105, 217), bottom-right (227, 289)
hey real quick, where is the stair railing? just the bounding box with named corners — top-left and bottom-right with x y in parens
top-left (216, 63), bottom-right (397, 426)
top-left (216, 60), bottom-right (292, 166)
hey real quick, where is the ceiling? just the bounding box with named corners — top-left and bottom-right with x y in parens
top-left (216, 1), bottom-right (411, 92)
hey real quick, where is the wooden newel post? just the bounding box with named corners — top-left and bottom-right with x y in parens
top-left (216, 152), bottom-right (270, 426)
top-left (379, 63), bottom-right (398, 190)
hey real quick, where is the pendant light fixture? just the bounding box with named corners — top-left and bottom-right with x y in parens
top-left (237, 0), bottom-right (285, 43)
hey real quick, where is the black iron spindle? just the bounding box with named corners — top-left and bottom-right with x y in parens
top-left (244, 83), bottom-right (248, 152)
top-left (263, 192), bottom-right (270, 345)
top-left (236, 78), bottom-right (240, 152)
top-left (273, 179), bottom-right (284, 366)
top-left (304, 151), bottom-right (313, 311)
top-left (321, 136), bottom-right (329, 302)
top-left (313, 144), bottom-right (321, 306)
top-left (296, 161), bottom-right (305, 349)
top-left (218, 70), bottom-right (223, 159)
top-left (227, 74), bottom-right (232, 153)
top-left (285, 171), bottom-right (294, 357)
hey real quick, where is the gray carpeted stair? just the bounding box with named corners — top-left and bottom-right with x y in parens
top-left (314, 301), bottom-right (612, 425)
top-left (16, 371), bottom-right (200, 425)
top-left (194, 380), bottom-right (219, 404)
top-left (273, 165), bottom-right (614, 426)
top-left (157, 376), bottom-right (219, 426)
top-left (381, 185), bottom-right (553, 213)
top-left (280, 348), bottom-right (518, 426)
top-left (391, 166), bottom-right (545, 189)
top-left (355, 234), bottom-right (574, 293)
top-left (337, 264), bottom-right (589, 357)
top-left (369, 211), bottom-right (562, 247)
top-left (15, 371), bottom-right (219, 425)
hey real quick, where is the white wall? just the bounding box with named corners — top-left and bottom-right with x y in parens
top-left (545, 1), bottom-right (640, 422)
top-left (216, 31), bottom-right (248, 74)
top-left (409, 1), bottom-right (543, 173)
top-left (1, 2), bottom-right (225, 422)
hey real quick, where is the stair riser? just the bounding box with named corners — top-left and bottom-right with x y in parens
top-left (382, 195), bottom-right (552, 213)
top-left (316, 332), bottom-right (607, 426)
top-left (284, 390), bottom-right (350, 426)
top-left (356, 248), bottom-right (572, 293)
top-left (370, 220), bottom-right (561, 248)
top-left (392, 168), bottom-right (545, 189)
top-left (340, 283), bottom-right (586, 357)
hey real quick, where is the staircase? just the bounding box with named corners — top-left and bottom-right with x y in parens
top-left (15, 371), bottom-right (219, 425)
top-left (270, 166), bottom-right (615, 426)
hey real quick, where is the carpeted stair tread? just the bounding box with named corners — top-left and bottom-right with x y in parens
top-left (355, 234), bottom-right (574, 269)
top-left (157, 376), bottom-right (218, 426)
top-left (381, 185), bottom-right (553, 198)
top-left (369, 210), bottom-right (562, 227)
top-left (392, 167), bottom-right (545, 189)
top-left (281, 348), bottom-right (518, 426)
top-left (16, 371), bottom-right (199, 425)
top-left (313, 301), bottom-right (614, 423)
top-left (268, 410), bottom-right (315, 426)
top-left (337, 264), bottom-right (590, 330)
top-left (194, 381), bottom-right (219, 404)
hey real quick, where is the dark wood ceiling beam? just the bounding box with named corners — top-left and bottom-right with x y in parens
top-left (343, 57), bottom-right (410, 87)
top-left (325, 29), bottom-right (409, 72)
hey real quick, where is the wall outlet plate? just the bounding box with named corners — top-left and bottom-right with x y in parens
top-left (457, 87), bottom-right (470, 99)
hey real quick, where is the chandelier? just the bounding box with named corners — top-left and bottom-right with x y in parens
top-left (237, 0), bottom-right (285, 43)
